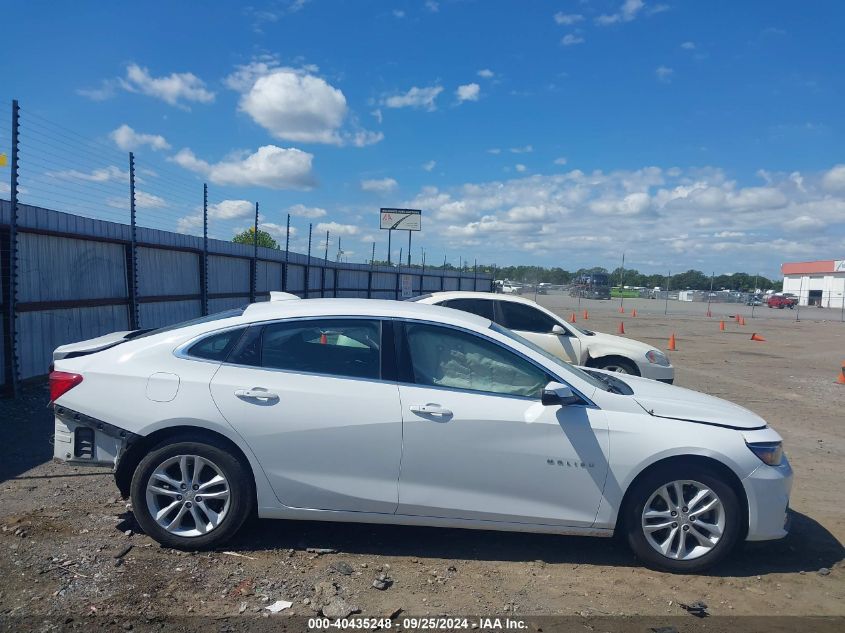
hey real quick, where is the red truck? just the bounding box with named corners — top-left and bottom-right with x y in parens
top-left (767, 294), bottom-right (796, 309)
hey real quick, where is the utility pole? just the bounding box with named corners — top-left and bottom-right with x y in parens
top-left (664, 270), bottom-right (671, 316)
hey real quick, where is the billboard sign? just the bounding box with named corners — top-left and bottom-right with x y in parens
top-left (380, 208), bottom-right (421, 231)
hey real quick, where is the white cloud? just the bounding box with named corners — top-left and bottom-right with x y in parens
top-left (510, 145), bottom-right (533, 154)
top-left (487, 148), bottom-right (502, 155)
top-left (561, 34), bottom-right (585, 46)
top-left (477, 69), bottom-right (495, 78)
top-left (170, 145), bottom-right (315, 189)
top-left (238, 69), bottom-right (347, 144)
top-left (515, 164), bottom-right (527, 173)
top-left (393, 9), bottom-right (405, 18)
top-left (110, 124), bottom-right (170, 151)
top-left (554, 13), bottom-right (584, 25)
top-left (316, 221), bottom-right (359, 236)
top-left (177, 199), bottom-right (255, 232)
top-left (261, 222), bottom-right (297, 241)
top-left (554, 157), bottom-right (568, 165)
top-left (456, 83), bottom-right (481, 103)
top-left (108, 190), bottom-right (166, 209)
top-left (46, 165), bottom-right (128, 183)
top-left (425, 1), bottom-right (439, 12)
top-left (76, 81), bottom-right (118, 101)
top-left (422, 160), bottom-right (437, 172)
top-left (361, 178), bottom-right (398, 192)
top-left (288, 203), bottom-right (327, 218)
top-left (226, 60), bottom-right (380, 147)
top-left (596, 0), bottom-right (644, 25)
top-left (120, 64), bottom-right (214, 108)
top-left (822, 164), bottom-right (845, 192)
top-left (681, 41), bottom-right (696, 50)
top-left (656, 66), bottom-right (674, 82)
top-left (383, 85), bottom-right (443, 111)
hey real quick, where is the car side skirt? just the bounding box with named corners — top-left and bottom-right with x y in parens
top-left (257, 505), bottom-right (614, 537)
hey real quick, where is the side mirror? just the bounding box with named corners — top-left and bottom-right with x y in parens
top-left (551, 324), bottom-right (568, 335)
top-left (541, 381), bottom-right (581, 406)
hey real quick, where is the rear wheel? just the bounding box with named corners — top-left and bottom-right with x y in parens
top-left (623, 465), bottom-right (741, 572)
top-left (593, 357), bottom-right (640, 376)
top-left (130, 438), bottom-right (253, 549)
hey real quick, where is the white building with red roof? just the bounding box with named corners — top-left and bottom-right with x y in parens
top-left (781, 260), bottom-right (845, 308)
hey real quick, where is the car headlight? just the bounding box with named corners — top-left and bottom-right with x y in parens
top-left (645, 349), bottom-right (670, 366)
top-left (746, 441), bottom-right (784, 466)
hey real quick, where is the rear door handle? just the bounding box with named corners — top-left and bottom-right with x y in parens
top-left (409, 403), bottom-right (453, 417)
top-left (235, 388), bottom-right (280, 402)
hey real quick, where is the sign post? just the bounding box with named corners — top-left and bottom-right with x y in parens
top-left (381, 208), bottom-right (421, 269)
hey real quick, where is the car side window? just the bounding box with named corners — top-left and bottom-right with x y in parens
top-left (252, 319), bottom-right (381, 380)
top-left (441, 298), bottom-right (495, 320)
top-left (496, 301), bottom-right (558, 333)
top-left (404, 323), bottom-right (548, 398)
top-left (186, 328), bottom-right (245, 361)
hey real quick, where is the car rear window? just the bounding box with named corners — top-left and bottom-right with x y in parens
top-left (186, 328), bottom-right (246, 361)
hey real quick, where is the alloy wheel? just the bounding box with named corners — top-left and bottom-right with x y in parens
top-left (641, 479), bottom-right (725, 560)
top-left (145, 454), bottom-right (231, 537)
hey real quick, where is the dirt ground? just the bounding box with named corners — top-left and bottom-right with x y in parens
top-left (0, 295), bottom-right (843, 630)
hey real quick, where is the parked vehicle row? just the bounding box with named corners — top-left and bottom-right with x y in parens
top-left (51, 294), bottom-right (791, 573)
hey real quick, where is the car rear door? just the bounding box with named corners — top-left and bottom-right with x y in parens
top-left (395, 321), bottom-right (609, 526)
top-left (209, 317), bottom-right (402, 514)
top-left (495, 301), bottom-right (583, 364)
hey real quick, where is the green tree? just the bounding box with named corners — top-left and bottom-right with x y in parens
top-left (232, 227), bottom-right (280, 249)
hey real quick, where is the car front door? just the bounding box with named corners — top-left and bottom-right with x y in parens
top-left (209, 318), bottom-right (402, 514)
top-left (395, 321), bottom-right (609, 527)
top-left (495, 301), bottom-right (583, 364)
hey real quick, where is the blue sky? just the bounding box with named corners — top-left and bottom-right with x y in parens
top-left (2, 0), bottom-right (844, 277)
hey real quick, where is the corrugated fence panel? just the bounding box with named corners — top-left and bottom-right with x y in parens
top-left (138, 247), bottom-right (199, 297)
top-left (208, 297), bottom-right (247, 313)
top-left (422, 275), bottom-right (441, 291)
top-left (208, 255), bottom-right (250, 294)
top-left (286, 264), bottom-right (305, 293)
top-left (18, 233), bottom-right (127, 302)
top-left (17, 306), bottom-right (129, 380)
top-left (256, 261), bottom-right (283, 293)
top-left (140, 301), bottom-right (202, 330)
top-left (442, 276), bottom-right (460, 291)
top-left (338, 269), bottom-right (369, 292)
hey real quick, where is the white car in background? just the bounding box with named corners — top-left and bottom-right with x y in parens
top-left (50, 297), bottom-right (791, 572)
top-left (412, 292), bottom-right (674, 383)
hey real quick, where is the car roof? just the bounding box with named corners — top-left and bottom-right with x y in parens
top-left (414, 291), bottom-right (541, 307)
top-left (242, 297), bottom-right (493, 329)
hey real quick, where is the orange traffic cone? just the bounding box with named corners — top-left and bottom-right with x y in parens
top-left (719, 320), bottom-right (726, 331)
top-left (740, 316), bottom-right (746, 326)
top-left (837, 363), bottom-right (845, 385)
top-left (631, 308), bottom-right (638, 317)
top-left (619, 306), bottom-right (625, 314)
top-left (668, 333), bottom-right (677, 351)
top-left (320, 332), bottom-right (328, 344)
top-left (569, 312), bottom-right (577, 323)
top-left (706, 309), bottom-right (712, 317)
top-left (618, 322), bottom-right (625, 334)
top-left (583, 310), bottom-right (589, 320)
top-left (750, 333), bottom-right (765, 342)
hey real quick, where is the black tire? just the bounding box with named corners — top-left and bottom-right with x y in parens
top-left (623, 464), bottom-right (742, 573)
top-left (593, 356), bottom-right (640, 376)
top-left (130, 436), bottom-right (254, 550)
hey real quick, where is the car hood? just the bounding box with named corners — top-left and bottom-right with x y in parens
top-left (583, 330), bottom-right (656, 355)
top-left (595, 370), bottom-right (767, 430)
top-left (53, 331), bottom-right (135, 361)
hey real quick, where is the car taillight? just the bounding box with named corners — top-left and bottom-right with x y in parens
top-left (49, 371), bottom-right (83, 402)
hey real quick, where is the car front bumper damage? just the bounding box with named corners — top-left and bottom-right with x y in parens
top-left (743, 456), bottom-right (793, 541)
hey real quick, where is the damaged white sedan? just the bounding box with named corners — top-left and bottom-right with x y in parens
top-left (51, 297), bottom-right (791, 572)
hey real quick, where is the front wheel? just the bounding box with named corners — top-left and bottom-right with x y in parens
top-left (130, 437), bottom-right (253, 549)
top-left (593, 357), bottom-right (640, 376)
top-left (623, 466), bottom-right (742, 572)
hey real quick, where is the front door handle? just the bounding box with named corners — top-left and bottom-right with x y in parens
top-left (409, 403), bottom-right (453, 417)
top-left (235, 388), bottom-right (280, 402)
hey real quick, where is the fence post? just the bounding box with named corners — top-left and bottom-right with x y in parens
top-left (474, 259), bottom-right (478, 291)
top-left (127, 151), bottom-right (139, 330)
top-left (4, 100), bottom-right (20, 395)
top-left (283, 213), bottom-right (290, 291)
top-left (250, 202), bottom-right (258, 303)
top-left (201, 183), bottom-right (208, 316)
top-left (305, 223), bottom-right (312, 298)
top-left (322, 230), bottom-right (329, 298)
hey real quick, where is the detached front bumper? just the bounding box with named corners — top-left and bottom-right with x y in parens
top-left (53, 406), bottom-right (137, 467)
top-left (743, 456), bottom-right (793, 541)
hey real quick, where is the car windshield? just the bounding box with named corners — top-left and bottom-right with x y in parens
top-left (490, 323), bottom-right (610, 392)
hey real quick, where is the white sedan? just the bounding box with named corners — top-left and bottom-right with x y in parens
top-left (51, 296), bottom-right (791, 572)
top-left (412, 292), bottom-right (674, 382)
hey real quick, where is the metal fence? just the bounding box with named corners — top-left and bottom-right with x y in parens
top-left (0, 200), bottom-right (491, 391)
